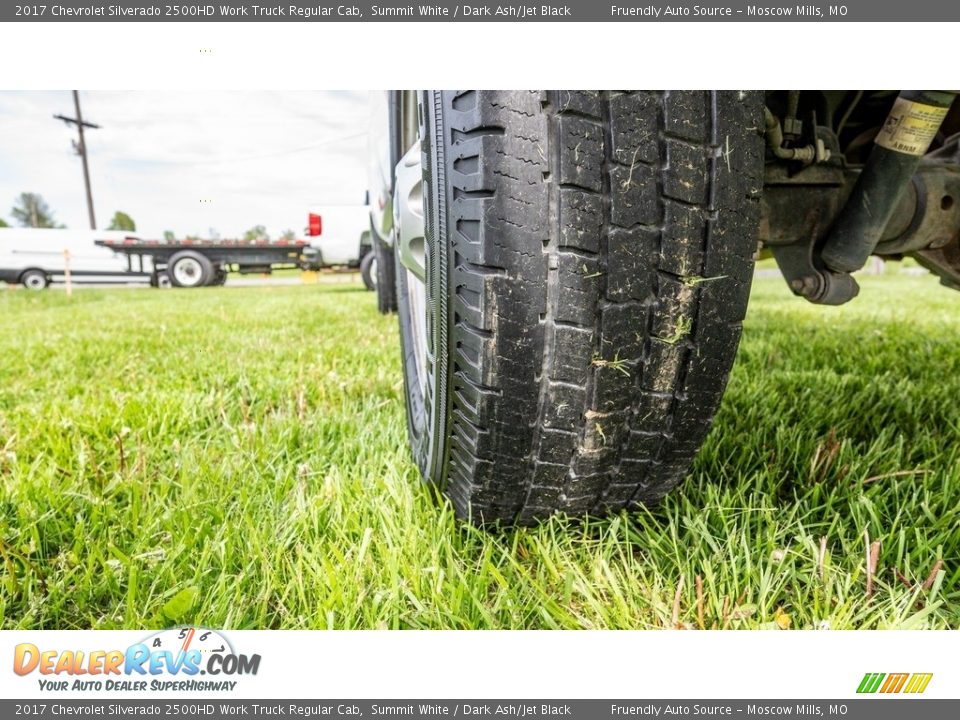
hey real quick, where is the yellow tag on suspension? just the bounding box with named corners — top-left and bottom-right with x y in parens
top-left (875, 97), bottom-right (950, 156)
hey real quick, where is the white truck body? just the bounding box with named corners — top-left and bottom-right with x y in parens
top-left (0, 228), bottom-right (153, 285)
top-left (306, 204), bottom-right (370, 266)
top-left (367, 91), bottom-right (392, 247)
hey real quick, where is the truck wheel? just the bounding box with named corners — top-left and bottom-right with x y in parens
top-left (394, 91), bottom-right (764, 525)
top-left (149, 271), bottom-right (172, 288)
top-left (168, 251), bottom-right (213, 288)
top-left (20, 269), bottom-right (49, 290)
top-left (360, 251), bottom-right (377, 291)
top-left (372, 222), bottom-right (397, 313)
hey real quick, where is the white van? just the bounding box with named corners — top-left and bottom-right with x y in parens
top-left (0, 228), bottom-right (152, 289)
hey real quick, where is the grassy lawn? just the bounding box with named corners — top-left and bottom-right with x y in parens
top-left (1, 274), bottom-right (957, 630)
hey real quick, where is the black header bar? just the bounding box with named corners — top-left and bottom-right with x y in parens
top-left (4, 1), bottom-right (959, 22)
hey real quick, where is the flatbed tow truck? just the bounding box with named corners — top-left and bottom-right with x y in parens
top-left (95, 237), bottom-right (320, 288)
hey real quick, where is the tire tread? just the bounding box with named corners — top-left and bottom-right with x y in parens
top-left (436, 90), bottom-right (763, 524)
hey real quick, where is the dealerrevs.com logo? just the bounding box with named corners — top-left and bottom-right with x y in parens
top-left (13, 627), bottom-right (261, 693)
top-left (857, 673), bottom-right (933, 694)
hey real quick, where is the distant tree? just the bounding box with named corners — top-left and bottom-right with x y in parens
top-left (279, 229), bottom-right (297, 242)
top-left (243, 225), bottom-right (269, 243)
top-left (107, 211), bottom-right (136, 231)
top-left (0, 218), bottom-right (8, 228)
top-left (163, 230), bottom-right (176, 242)
top-left (11, 193), bottom-right (61, 228)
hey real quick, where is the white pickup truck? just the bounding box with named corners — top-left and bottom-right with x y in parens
top-left (305, 204), bottom-right (375, 289)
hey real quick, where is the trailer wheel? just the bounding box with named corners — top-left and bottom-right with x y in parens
top-left (150, 271), bottom-right (170, 288)
top-left (168, 251), bottom-right (213, 288)
top-left (395, 90), bottom-right (764, 525)
top-left (211, 268), bottom-right (228, 286)
top-left (20, 269), bottom-right (49, 290)
top-left (360, 251), bottom-right (377, 291)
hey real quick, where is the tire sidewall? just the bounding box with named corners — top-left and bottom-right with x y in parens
top-left (396, 91), bottom-right (451, 487)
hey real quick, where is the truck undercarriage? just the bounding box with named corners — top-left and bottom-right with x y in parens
top-left (761, 90), bottom-right (960, 303)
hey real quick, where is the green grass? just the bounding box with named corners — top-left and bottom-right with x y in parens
top-left (1, 274), bottom-right (958, 630)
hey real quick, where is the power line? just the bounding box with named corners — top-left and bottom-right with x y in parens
top-left (54, 91), bottom-right (100, 229)
top-left (118, 131), bottom-right (367, 167)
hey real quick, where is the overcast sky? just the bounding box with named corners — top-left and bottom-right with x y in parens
top-left (0, 91), bottom-right (370, 239)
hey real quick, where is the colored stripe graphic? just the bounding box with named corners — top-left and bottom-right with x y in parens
top-left (857, 672), bottom-right (932, 694)
top-left (880, 673), bottom-right (909, 693)
top-left (904, 673), bottom-right (934, 694)
top-left (857, 673), bottom-right (885, 693)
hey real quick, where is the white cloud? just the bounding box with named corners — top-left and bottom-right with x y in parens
top-left (0, 91), bottom-right (371, 238)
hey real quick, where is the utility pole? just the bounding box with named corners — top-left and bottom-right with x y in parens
top-left (54, 91), bottom-right (100, 229)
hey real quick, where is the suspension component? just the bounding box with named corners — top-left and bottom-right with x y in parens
top-left (820, 90), bottom-right (957, 273)
top-left (764, 107), bottom-right (831, 164)
top-left (763, 161), bottom-right (960, 305)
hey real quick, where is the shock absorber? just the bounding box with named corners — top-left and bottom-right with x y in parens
top-left (820, 90), bottom-right (957, 273)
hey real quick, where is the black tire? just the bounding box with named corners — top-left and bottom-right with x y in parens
top-left (168, 250), bottom-right (213, 288)
top-left (211, 268), bottom-right (228, 286)
top-left (150, 271), bottom-right (172, 288)
top-left (360, 250), bottom-right (377, 291)
top-left (397, 90), bottom-right (764, 525)
top-left (372, 219), bottom-right (397, 313)
top-left (20, 269), bottom-right (49, 290)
